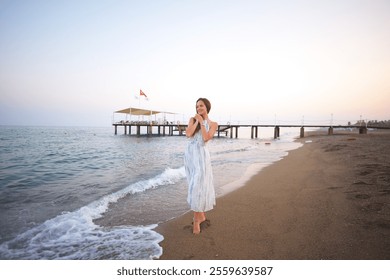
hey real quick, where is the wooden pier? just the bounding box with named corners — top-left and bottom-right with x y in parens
top-left (217, 124), bottom-right (389, 139)
top-left (113, 122), bottom-right (388, 138)
top-left (113, 122), bottom-right (188, 136)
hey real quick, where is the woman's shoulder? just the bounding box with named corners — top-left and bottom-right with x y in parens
top-left (208, 119), bottom-right (218, 127)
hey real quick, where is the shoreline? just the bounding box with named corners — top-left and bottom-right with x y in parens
top-left (156, 130), bottom-right (390, 259)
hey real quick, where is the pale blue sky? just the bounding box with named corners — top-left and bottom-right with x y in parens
top-left (1, 0), bottom-right (389, 126)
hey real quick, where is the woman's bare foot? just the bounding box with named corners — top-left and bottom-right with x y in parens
top-left (193, 220), bottom-right (201, 234)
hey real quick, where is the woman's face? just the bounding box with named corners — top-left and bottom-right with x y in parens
top-left (196, 100), bottom-right (207, 115)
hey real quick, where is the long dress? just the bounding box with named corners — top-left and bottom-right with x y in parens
top-left (184, 120), bottom-right (216, 212)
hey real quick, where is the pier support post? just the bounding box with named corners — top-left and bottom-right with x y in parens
top-left (235, 126), bottom-right (238, 138)
top-left (147, 125), bottom-right (152, 136)
top-left (230, 127), bottom-right (233, 138)
top-left (114, 125), bottom-right (117, 135)
top-left (251, 126), bottom-right (258, 139)
top-left (300, 126), bottom-right (305, 138)
top-left (274, 126), bottom-right (280, 139)
top-left (136, 125), bottom-right (141, 136)
top-left (124, 125), bottom-right (127, 135)
top-left (359, 127), bottom-right (367, 134)
top-left (328, 127), bottom-right (333, 135)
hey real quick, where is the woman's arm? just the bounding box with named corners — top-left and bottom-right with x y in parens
top-left (200, 121), bottom-right (218, 142)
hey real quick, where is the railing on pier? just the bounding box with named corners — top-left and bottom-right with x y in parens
top-left (113, 122), bottom-right (388, 138)
top-left (218, 124), bottom-right (375, 139)
top-left (113, 122), bottom-right (187, 136)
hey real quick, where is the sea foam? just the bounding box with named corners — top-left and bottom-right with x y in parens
top-left (0, 167), bottom-right (186, 260)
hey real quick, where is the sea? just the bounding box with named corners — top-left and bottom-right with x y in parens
top-left (0, 125), bottom-right (303, 260)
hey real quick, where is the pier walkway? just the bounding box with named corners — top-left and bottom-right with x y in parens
top-left (113, 122), bottom-right (187, 137)
top-left (112, 122), bottom-right (387, 138)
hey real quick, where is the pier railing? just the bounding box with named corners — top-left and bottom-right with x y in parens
top-left (112, 122), bottom-right (389, 138)
top-left (113, 121), bottom-right (187, 136)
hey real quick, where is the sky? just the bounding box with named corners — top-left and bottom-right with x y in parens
top-left (0, 0), bottom-right (389, 127)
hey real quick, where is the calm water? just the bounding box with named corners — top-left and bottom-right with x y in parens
top-left (0, 126), bottom-right (302, 259)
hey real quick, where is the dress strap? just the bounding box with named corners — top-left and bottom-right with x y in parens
top-left (203, 120), bottom-right (210, 130)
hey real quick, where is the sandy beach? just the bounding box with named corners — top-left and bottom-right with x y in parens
top-left (157, 130), bottom-right (390, 259)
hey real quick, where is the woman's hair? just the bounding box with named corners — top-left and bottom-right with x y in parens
top-left (193, 98), bottom-right (211, 134)
top-left (196, 98), bottom-right (211, 113)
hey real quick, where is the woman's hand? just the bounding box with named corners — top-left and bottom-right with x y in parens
top-left (194, 114), bottom-right (203, 123)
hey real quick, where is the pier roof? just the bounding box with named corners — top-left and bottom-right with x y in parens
top-left (115, 107), bottom-right (175, 116)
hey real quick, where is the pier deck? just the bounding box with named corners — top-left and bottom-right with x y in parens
top-left (113, 123), bottom-right (187, 136)
top-left (113, 122), bottom-right (388, 138)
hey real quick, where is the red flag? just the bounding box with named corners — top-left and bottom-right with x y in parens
top-left (140, 89), bottom-right (148, 98)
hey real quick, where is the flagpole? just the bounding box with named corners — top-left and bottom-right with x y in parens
top-left (126, 90), bottom-right (132, 122)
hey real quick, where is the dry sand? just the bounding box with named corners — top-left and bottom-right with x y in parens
top-left (156, 129), bottom-right (390, 259)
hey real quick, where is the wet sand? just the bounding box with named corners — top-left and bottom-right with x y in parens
top-left (156, 129), bottom-right (390, 259)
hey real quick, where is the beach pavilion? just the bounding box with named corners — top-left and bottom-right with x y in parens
top-left (112, 107), bottom-right (185, 136)
top-left (113, 107), bottom-right (177, 125)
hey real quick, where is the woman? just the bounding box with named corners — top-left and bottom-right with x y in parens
top-left (184, 98), bottom-right (218, 234)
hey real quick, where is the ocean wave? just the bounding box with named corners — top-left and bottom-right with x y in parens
top-left (0, 166), bottom-right (185, 260)
top-left (213, 146), bottom-right (252, 156)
